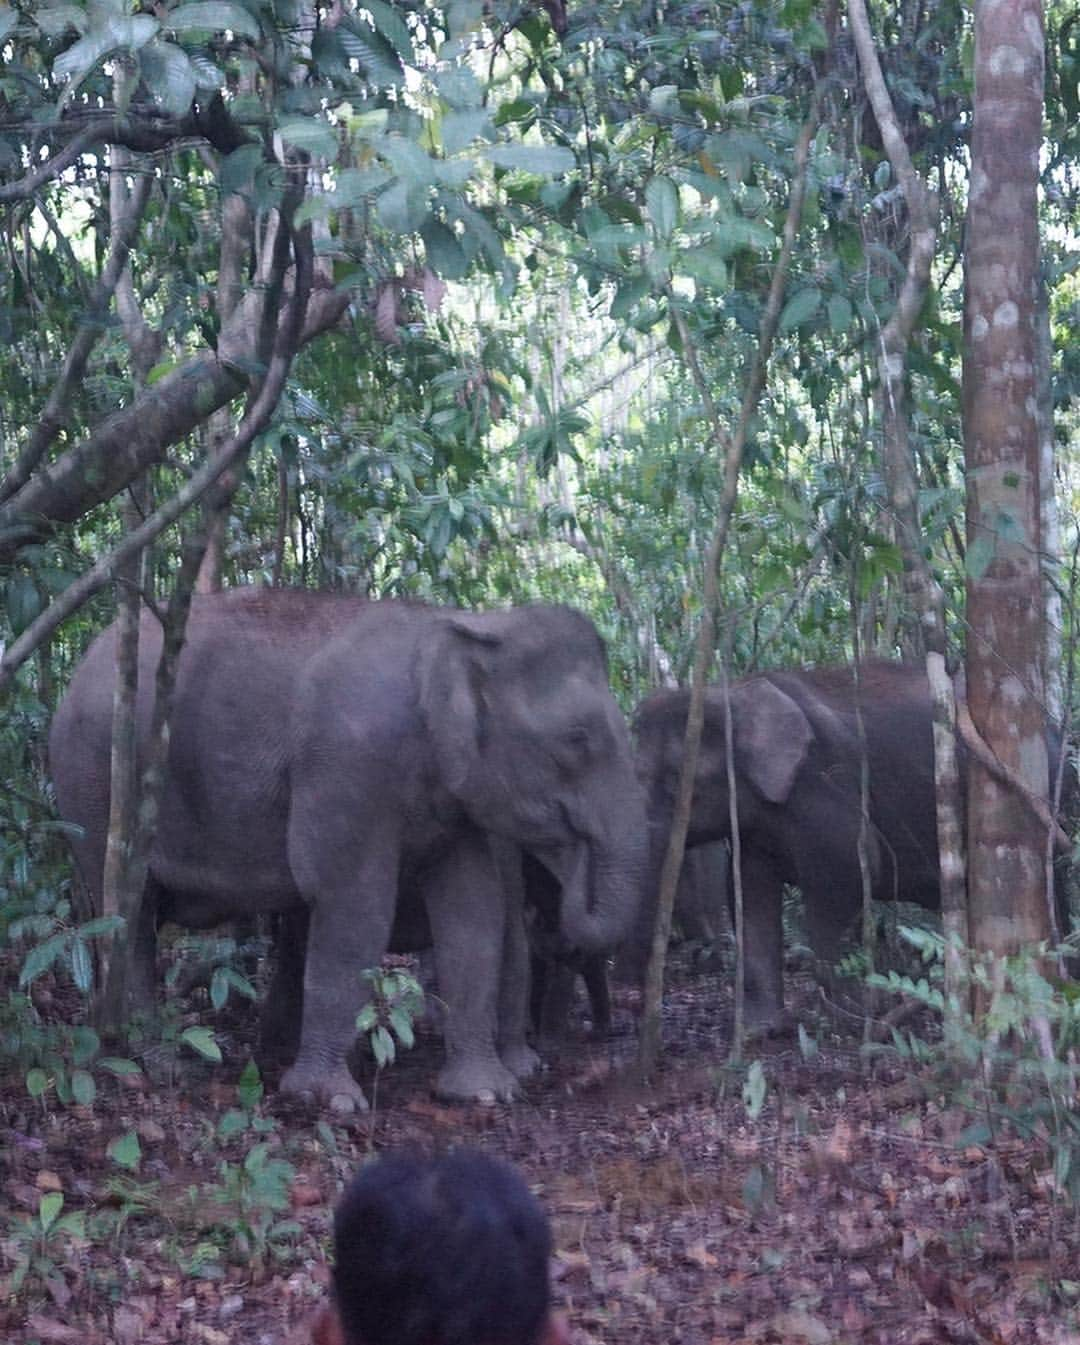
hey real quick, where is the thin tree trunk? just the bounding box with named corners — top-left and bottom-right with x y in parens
top-left (964, 0), bottom-right (1051, 958)
top-left (637, 89), bottom-right (822, 1079)
top-left (848, 0), bottom-right (969, 1012)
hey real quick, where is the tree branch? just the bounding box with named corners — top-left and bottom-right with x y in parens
top-left (0, 281), bottom-right (349, 562)
top-left (0, 170), bottom-right (154, 506)
top-left (0, 218), bottom-right (314, 691)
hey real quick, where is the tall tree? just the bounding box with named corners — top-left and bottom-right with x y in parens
top-left (963, 0), bottom-right (1053, 954)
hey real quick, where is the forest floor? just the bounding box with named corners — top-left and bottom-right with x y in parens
top-left (2, 946), bottom-right (1079, 1345)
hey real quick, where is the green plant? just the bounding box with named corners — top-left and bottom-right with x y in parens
top-left (0, 1002), bottom-right (141, 1109)
top-left (355, 967), bottom-right (425, 1068)
top-left (869, 927), bottom-right (1080, 1217)
top-left (1, 1189), bottom-right (86, 1300)
top-left (182, 1140), bottom-right (300, 1276)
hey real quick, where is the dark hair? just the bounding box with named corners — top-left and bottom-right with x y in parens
top-left (332, 1149), bottom-right (552, 1345)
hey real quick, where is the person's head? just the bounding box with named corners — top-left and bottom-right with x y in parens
top-left (313, 1149), bottom-right (569, 1345)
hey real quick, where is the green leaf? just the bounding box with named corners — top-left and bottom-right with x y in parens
top-left (217, 1108), bottom-right (249, 1138)
top-left (375, 179), bottom-right (429, 235)
top-left (676, 242), bottom-right (728, 290)
top-left (388, 1006), bottom-right (415, 1049)
top-left (19, 932), bottom-right (68, 987)
top-left (609, 274), bottom-right (651, 319)
top-left (70, 1025), bottom-right (101, 1065)
top-left (220, 143), bottom-right (263, 196)
top-left (645, 176), bottom-right (679, 241)
top-left (237, 1058), bottom-right (263, 1108)
top-left (139, 41), bottom-right (197, 117)
top-left (278, 116), bottom-right (338, 161)
top-left (98, 1057), bottom-right (141, 1076)
top-left (493, 98), bottom-right (537, 127)
top-left (107, 1130), bottom-right (142, 1172)
top-left (71, 1069), bottom-right (96, 1106)
top-left (422, 220), bottom-right (470, 280)
top-left (360, 0), bottom-right (414, 61)
top-left (76, 915), bottom-right (124, 940)
top-left (181, 1026), bottom-right (222, 1062)
top-left (34, 5), bottom-right (87, 39)
top-left (827, 294), bottom-right (853, 334)
top-left (6, 573), bottom-right (42, 637)
top-left (371, 1024), bottom-right (395, 1067)
top-left (163, 3), bottom-right (261, 41)
top-left (441, 109), bottom-right (490, 156)
top-left (210, 966), bottom-right (229, 1011)
top-left (39, 1192), bottom-right (64, 1233)
top-left (778, 287), bottom-right (821, 332)
top-left (26, 1067), bottom-right (50, 1098)
top-left (482, 144), bottom-right (575, 176)
top-left (69, 936), bottom-right (93, 993)
top-left (54, 15), bottom-right (159, 81)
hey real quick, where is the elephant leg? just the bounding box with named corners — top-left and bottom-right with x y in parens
top-left (279, 835), bottom-right (402, 1108)
top-left (424, 837), bottom-right (522, 1104)
top-left (495, 866), bottom-right (542, 1081)
top-left (535, 957), bottom-right (577, 1048)
top-left (257, 906), bottom-right (308, 1068)
top-left (128, 877), bottom-right (161, 1018)
top-left (734, 848), bottom-right (786, 1029)
top-left (582, 954), bottom-right (612, 1036)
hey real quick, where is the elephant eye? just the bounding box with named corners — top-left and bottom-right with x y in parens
top-left (556, 725), bottom-right (592, 768)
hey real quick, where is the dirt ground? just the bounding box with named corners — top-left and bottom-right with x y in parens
top-left (2, 949), bottom-right (1078, 1345)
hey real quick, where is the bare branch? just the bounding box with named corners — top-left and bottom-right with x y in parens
top-left (0, 218), bottom-right (315, 691)
top-left (0, 171), bottom-right (154, 506)
top-left (0, 281), bottom-right (349, 561)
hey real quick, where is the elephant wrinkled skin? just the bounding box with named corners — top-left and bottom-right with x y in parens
top-left (635, 661), bottom-right (1069, 1030)
top-left (50, 589), bottom-right (647, 1108)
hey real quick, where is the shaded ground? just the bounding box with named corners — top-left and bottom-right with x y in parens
top-left (2, 949), bottom-right (1078, 1345)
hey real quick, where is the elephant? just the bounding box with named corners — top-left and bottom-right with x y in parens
top-left (524, 849), bottom-right (613, 1046)
top-left (634, 661), bottom-right (1071, 1030)
top-left (49, 588), bottom-right (648, 1108)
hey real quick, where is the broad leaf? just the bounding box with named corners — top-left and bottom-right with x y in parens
top-left (164, 3), bottom-right (260, 42)
top-left (181, 1025), bottom-right (222, 1062)
top-left (53, 15), bottom-right (159, 80)
top-left (778, 287), bottom-right (821, 332)
top-left (71, 1069), bottom-right (96, 1106)
top-left (278, 116), bottom-right (339, 161)
top-left (482, 145), bottom-right (575, 176)
top-left (645, 176), bottom-right (679, 241)
top-left (107, 1131), bottom-right (142, 1172)
top-left (139, 41), bottom-right (197, 117)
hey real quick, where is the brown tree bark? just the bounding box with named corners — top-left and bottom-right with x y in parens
top-left (963, 0), bottom-right (1052, 955)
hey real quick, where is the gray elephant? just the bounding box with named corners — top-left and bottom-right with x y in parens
top-left (634, 661), bottom-right (1069, 1029)
top-left (49, 589), bottom-right (647, 1108)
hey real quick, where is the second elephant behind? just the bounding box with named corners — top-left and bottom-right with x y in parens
top-left (635, 661), bottom-right (1071, 1029)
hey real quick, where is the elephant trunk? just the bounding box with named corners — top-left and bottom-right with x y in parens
top-left (612, 820), bottom-right (669, 986)
top-left (555, 826), bottom-right (648, 956)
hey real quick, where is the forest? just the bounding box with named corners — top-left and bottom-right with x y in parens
top-left (1, 0), bottom-right (1079, 1341)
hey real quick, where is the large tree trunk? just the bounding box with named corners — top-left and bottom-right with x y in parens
top-left (963, 0), bottom-right (1052, 955)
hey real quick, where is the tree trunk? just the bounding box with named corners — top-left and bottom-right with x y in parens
top-left (848, 0), bottom-right (970, 1008)
top-left (963, 0), bottom-right (1051, 956)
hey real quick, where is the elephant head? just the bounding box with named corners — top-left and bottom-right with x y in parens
top-left (418, 606), bottom-right (647, 953)
top-left (624, 678), bottom-right (823, 980)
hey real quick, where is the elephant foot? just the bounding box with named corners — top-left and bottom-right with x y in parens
top-left (278, 1061), bottom-right (369, 1113)
top-left (435, 1056), bottom-right (521, 1106)
top-left (500, 1042), bottom-right (543, 1080)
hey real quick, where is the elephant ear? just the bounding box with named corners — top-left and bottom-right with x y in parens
top-left (418, 614), bottom-right (502, 796)
top-left (735, 679), bottom-right (814, 804)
